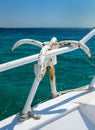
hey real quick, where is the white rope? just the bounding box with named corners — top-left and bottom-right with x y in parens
top-left (79, 51), bottom-right (95, 67)
top-left (60, 85), bottom-right (89, 95)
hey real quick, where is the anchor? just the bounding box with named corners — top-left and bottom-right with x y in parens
top-left (11, 32), bottom-right (92, 120)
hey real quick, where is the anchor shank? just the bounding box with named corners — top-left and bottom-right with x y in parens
top-left (49, 66), bottom-right (57, 97)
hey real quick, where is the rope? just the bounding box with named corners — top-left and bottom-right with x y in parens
top-left (60, 85), bottom-right (90, 94)
top-left (79, 51), bottom-right (95, 67)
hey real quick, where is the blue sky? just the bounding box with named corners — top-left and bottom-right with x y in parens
top-left (0, 0), bottom-right (95, 28)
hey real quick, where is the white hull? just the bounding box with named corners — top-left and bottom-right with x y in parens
top-left (1, 85), bottom-right (95, 130)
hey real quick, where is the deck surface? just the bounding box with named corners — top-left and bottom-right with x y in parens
top-left (0, 86), bottom-right (95, 130)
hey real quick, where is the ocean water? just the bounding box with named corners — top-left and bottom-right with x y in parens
top-left (0, 28), bottom-right (95, 121)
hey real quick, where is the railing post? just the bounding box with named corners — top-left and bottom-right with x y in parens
top-left (90, 76), bottom-right (95, 88)
top-left (20, 78), bottom-right (41, 120)
top-left (49, 65), bottom-right (61, 98)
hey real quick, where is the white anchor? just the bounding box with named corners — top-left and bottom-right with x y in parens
top-left (11, 29), bottom-right (93, 120)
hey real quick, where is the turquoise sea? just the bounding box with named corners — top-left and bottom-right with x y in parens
top-left (0, 28), bottom-right (95, 121)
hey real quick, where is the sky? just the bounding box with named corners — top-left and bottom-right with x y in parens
top-left (0, 0), bottom-right (95, 28)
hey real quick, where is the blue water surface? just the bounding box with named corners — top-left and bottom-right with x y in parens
top-left (0, 28), bottom-right (95, 120)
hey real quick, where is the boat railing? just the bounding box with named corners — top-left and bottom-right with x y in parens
top-left (0, 29), bottom-right (95, 120)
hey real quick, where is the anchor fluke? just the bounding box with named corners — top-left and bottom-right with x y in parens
top-left (12, 39), bottom-right (43, 51)
top-left (58, 40), bottom-right (92, 58)
top-left (78, 42), bottom-right (92, 58)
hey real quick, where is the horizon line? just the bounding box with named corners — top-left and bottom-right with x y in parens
top-left (0, 26), bottom-right (94, 29)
